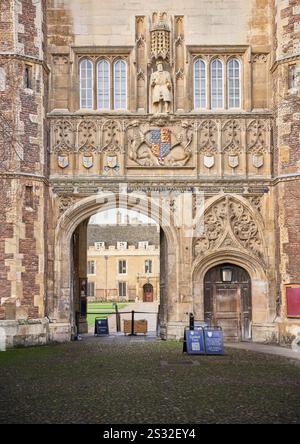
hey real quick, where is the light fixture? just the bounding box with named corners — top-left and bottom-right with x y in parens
top-left (222, 267), bottom-right (233, 283)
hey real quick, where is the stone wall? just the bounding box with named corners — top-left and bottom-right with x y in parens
top-left (0, 0), bottom-right (49, 346)
top-left (273, 0), bottom-right (300, 342)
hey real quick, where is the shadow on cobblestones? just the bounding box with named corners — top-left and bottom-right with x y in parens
top-left (0, 338), bottom-right (299, 424)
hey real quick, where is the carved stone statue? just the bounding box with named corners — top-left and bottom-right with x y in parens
top-left (151, 61), bottom-right (172, 114)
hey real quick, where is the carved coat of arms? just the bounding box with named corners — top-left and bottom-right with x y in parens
top-left (128, 122), bottom-right (193, 167)
top-left (104, 155), bottom-right (120, 174)
top-left (228, 155), bottom-right (239, 169)
top-left (83, 155), bottom-right (93, 169)
top-left (204, 155), bottom-right (215, 169)
top-left (252, 154), bottom-right (264, 169)
top-left (150, 128), bottom-right (171, 164)
top-left (58, 154), bottom-right (69, 169)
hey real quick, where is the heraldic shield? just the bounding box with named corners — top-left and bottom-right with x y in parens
top-left (252, 154), bottom-right (264, 169)
top-left (150, 128), bottom-right (171, 163)
top-left (83, 155), bottom-right (93, 169)
top-left (58, 154), bottom-right (69, 169)
top-left (228, 155), bottom-right (239, 169)
top-left (204, 155), bottom-right (215, 169)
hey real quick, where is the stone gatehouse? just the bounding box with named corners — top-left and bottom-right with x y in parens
top-left (0, 0), bottom-right (300, 347)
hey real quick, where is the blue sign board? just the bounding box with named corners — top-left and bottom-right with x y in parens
top-left (184, 328), bottom-right (206, 355)
top-left (95, 318), bottom-right (109, 336)
top-left (204, 329), bottom-right (224, 355)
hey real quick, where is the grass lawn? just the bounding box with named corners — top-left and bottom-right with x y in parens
top-left (87, 302), bottom-right (130, 327)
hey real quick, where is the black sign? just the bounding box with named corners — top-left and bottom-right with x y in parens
top-left (204, 329), bottom-right (224, 355)
top-left (95, 318), bottom-right (109, 336)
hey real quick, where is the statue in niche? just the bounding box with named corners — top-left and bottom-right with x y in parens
top-left (151, 60), bottom-right (172, 114)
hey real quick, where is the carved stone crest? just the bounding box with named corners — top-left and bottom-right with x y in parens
top-left (204, 155), bottom-right (215, 169)
top-left (58, 154), bottom-right (69, 169)
top-left (82, 155), bottom-right (94, 169)
top-left (128, 121), bottom-right (193, 167)
top-left (252, 154), bottom-right (264, 169)
top-left (104, 154), bottom-right (120, 175)
top-left (228, 155), bottom-right (239, 169)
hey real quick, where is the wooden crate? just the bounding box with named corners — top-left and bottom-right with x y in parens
top-left (124, 320), bottom-right (148, 335)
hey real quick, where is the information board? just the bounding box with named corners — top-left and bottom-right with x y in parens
top-left (95, 318), bottom-right (109, 336)
top-left (286, 286), bottom-right (300, 318)
top-left (204, 329), bottom-right (224, 355)
top-left (183, 328), bottom-right (206, 355)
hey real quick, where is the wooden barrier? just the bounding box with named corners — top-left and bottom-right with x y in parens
top-left (124, 320), bottom-right (148, 335)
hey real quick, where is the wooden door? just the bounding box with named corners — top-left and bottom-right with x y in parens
top-left (214, 284), bottom-right (241, 341)
top-left (204, 264), bottom-right (252, 342)
top-left (143, 284), bottom-right (154, 303)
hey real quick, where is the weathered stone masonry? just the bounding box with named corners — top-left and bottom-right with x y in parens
top-left (0, 0), bottom-right (49, 346)
top-left (273, 0), bottom-right (300, 339)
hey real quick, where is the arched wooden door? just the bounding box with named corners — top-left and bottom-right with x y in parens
top-left (204, 264), bottom-right (252, 342)
top-left (143, 284), bottom-right (154, 303)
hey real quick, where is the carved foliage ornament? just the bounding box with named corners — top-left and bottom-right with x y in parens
top-left (194, 197), bottom-right (264, 261)
top-left (101, 120), bottom-right (122, 153)
top-left (59, 196), bottom-right (76, 215)
top-left (78, 120), bottom-right (97, 152)
top-left (198, 120), bottom-right (218, 155)
top-left (247, 120), bottom-right (267, 154)
top-left (222, 120), bottom-right (242, 154)
top-left (53, 120), bottom-right (74, 153)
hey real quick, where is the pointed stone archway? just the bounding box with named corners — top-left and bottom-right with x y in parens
top-left (49, 192), bottom-right (180, 340)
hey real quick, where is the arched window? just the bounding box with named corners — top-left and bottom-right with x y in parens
top-left (97, 59), bottom-right (110, 110)
top-left (114, 60), bottom-right (127, 110)
top-left (211, 59), bottom-right (224, 109)
top-left (194, 59), bottom-right (207, 109)
top-left (228, 58), bottom-right (241, 108)
top-left (79, 59), bottom-right (93, 109)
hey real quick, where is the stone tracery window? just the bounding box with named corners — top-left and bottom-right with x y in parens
top-left (228, 58), bottom-right (241, 109)
top-left (79, 58), bottom-right (93, 109)
top-left (211, 58), bottom-right (224, 109)
top-left (193, 56), bottom-right (243, 110)
top-left (97, 59), bottom-right (110, 110)
top-left (114, 59), bottom-right (127, 110)
top-left (79, 57), bottom-right (128, 111)
top-left (194, 59), bottom-right (207, 109)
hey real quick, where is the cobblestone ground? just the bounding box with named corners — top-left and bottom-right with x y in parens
top-left (0, 338), bottom-right (300, 424)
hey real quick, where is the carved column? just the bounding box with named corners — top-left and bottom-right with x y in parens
top-left (174, 16), bottom-right (185, 112)
top-left (135, 16), bottom-right (147, 113)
